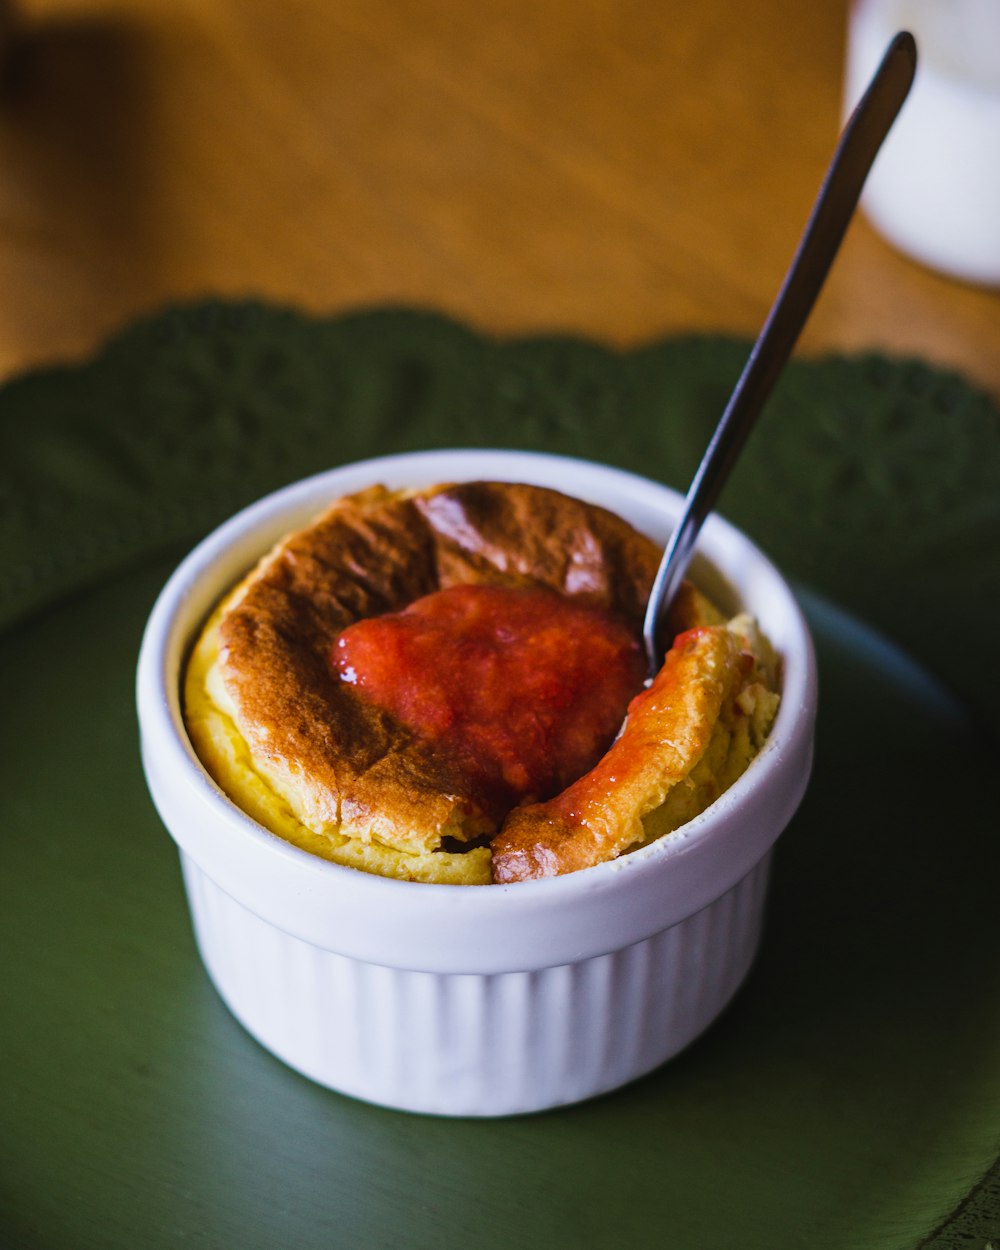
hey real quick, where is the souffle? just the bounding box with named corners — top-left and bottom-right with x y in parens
top-left (183, 481), bottom-right (780, 884)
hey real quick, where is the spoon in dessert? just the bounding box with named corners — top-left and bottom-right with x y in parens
top-left (642, 30), bottom-right (917, 678)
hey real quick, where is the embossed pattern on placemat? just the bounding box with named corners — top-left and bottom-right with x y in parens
top-left (2, 300), bottom-right (997, 738)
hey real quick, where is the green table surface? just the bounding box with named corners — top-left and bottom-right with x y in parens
top-left (1, 302), bottom-right (999, 1249)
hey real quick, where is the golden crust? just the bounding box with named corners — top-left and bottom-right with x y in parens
top-left (490, 620), bottom-right (779, 882)
top-left (184, 609), bottom-right (493, 883)
top-left (194, 481), bottom-right (662, 867)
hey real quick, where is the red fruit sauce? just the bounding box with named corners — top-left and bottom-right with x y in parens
top-left (332, 584), bottom-right (646, 815)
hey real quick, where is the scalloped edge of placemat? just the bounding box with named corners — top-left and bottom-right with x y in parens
top-left (2, 298), bottom-right (997, 737)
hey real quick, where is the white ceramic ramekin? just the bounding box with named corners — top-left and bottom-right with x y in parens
top-left (137, 450), bottom-right (817, 1117)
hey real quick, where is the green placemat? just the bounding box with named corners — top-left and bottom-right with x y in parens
top-left (1, 300), bottom-right (998, 729)
top-left (1, 301), bottom-right (999, 1249)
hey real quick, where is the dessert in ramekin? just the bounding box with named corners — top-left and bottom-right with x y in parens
top-left (137, 450), bottom-right (817, 1116)
top-left (183, 475), bottom-right (781, 885)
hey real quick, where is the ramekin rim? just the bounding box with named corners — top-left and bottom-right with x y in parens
top-left (136, 448), bottom-right (816, 913)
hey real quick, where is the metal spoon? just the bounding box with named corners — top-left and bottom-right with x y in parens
top-left (642, 30), bottom-right (917, 677)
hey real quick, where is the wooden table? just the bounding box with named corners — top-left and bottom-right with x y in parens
top-left (0, 0), bottom-right (996, 394)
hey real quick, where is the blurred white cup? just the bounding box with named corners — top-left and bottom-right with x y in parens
top-left (845, 0), bottom-right (1000, 286)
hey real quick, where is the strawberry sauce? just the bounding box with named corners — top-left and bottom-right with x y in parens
top-left (333, 584), bottom-right (646, 815)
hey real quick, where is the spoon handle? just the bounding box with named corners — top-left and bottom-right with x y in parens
top-left (642, 30), bottom-right (917, 674)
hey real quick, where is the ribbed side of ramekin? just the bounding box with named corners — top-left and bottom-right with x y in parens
top-left (179, 850), bottom-right (772, 1117)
